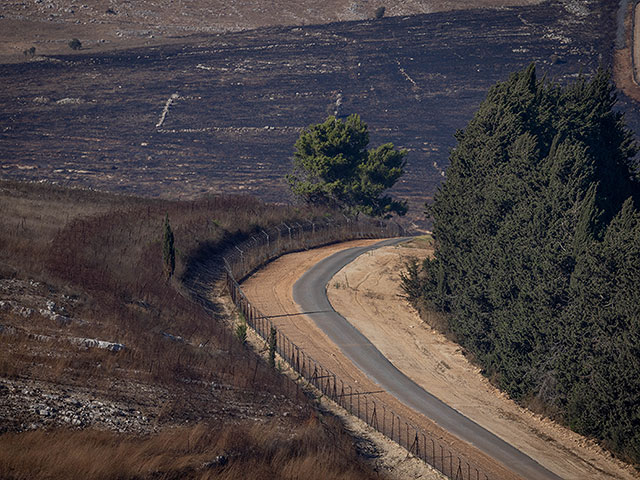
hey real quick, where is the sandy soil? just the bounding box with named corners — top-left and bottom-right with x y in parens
top-left (242, 239), bottom-right (639, 480)
top-left (614, 0), bottom-right (640, 102)
top-left (635, 3), bottom-right (640, 85)
top-left (326, 241), bottom-right (639, 480)
top-left (242, 241), bottom-right (523, 480)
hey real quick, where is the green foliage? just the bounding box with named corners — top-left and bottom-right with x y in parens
top-left (404, 64), bottom-right (640, 462)
top-left (235, 317), bottom-right (247, 344)
top-left (268, 326), bottom-right (277, 368)
top-left (374, 6), bottom-right (386, 19)
top-left (68, 38), bottom-right (82, 51)
top-left (287, 114), bottom-right (407, 218)
top-left (162, 214), bottom-right (175, 280)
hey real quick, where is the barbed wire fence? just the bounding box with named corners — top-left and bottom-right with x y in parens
top-left (223, 216), bottom-right (490, 480)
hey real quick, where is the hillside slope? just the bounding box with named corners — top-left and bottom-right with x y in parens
top-left (1, 0), bottom-right (542, 60)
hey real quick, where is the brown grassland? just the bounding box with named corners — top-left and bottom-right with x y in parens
top-left (0, 180), bottom-right (382, 480)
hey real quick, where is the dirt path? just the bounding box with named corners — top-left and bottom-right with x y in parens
top-left (242, 241), bottom-right (522, 480)
top-left (326, 241), bottom-right (638, 480)
top-left (634, 2), bottom-right (640, 84)
top-left (614, 0), bottom-right (640, 101)
top-left (242, 239), bottom-right (638, 480)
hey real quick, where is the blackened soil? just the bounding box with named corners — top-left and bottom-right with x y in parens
top-left (0, 0), bottom-right (633, 222)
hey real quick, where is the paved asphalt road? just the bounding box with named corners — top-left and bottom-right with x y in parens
top-left (292, 238), bottom-right (562, 480)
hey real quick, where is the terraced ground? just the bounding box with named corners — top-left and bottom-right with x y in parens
top-left (0, 0), bottom-right (635, 224)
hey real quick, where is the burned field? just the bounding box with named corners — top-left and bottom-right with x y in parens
top-left (0, 0), bottom-right (628, 220)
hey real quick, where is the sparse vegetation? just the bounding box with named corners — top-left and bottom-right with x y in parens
top-left (375, 6), bottom-right (386, 19)
top-left (22, 46), bottom-right (35, 58)
top-left (68, 38), bottom-right (82, 50)
top-left (235, 317), bottom-right (247, 344)
top-left (0, 180), bottom-right (383, 479)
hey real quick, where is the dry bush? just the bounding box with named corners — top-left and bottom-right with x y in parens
top-left (0, 180), bottom-right (381, 479)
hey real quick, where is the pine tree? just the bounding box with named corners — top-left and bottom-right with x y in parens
top-left (287, 114), bottom-right (407, 218)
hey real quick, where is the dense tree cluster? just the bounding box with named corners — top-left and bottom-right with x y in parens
top-left (402, 65), bottom-right (640, 462)
top-left (287, 114), bottom-right (407, 218)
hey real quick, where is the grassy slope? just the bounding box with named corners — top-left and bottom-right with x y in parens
top-left (0, 180), bottom-right (380, 480)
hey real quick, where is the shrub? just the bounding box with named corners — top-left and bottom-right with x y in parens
top-left (374, 6), bottom-right (386, 19)
top-left (68, 38), bottom-right (82, 50)
top-left (268, 326), bottom-right (277, 368)
top-left (235, 317), bottom-right (247, 344)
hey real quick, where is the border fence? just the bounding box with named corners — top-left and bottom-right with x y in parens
top-left (223, 217), bottom-right (490, 480)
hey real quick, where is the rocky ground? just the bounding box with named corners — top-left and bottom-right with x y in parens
top-left (0, 276), bottom-right (303, 436)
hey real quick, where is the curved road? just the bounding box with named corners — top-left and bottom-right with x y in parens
top-left (293, 238), bottom-right (561, 480)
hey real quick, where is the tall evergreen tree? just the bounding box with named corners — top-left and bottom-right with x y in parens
top-left (403, 64), bottom-right (640, 462)
top-left (287, 114), bottom-right (407, 218)
top-left (162, 214), bottom-right (175, 280)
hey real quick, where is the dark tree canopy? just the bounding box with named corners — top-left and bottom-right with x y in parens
top-left (287, 114), bottom-right (407, 218)
top-left (402, 65), bottom-right (640, 463)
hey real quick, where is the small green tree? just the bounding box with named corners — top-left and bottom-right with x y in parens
top-left (268, 325), bottom-right (277, 368)
top-left (235, 317), bottom-right (248, 344)
top-left (68, 38), bottom-right (82, 50)
top-left (162, 214), bottom-right (175, 280)
top-left (287, 114), bottom-right (407, 218)
top-left (374, 6), bottom-right (386, 19)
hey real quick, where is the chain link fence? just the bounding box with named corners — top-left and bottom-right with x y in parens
top-left (223, 217), bottom-right (490, 480)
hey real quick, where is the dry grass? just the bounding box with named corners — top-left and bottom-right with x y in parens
top-left (0, 180), bottom-right (382, 479)
top-left (0, 417), bottom-right (375, 480)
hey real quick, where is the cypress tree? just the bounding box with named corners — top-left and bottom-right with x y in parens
top-left (405, 64), bottom-right (640, 462)
top-left (162, 214), bottom-right (175, 280)
top-left (268, 326), bottom-right (277, 368)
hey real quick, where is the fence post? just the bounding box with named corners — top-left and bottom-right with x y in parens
top-left (282, 222), bottom-right (292, 242)
top-left (423, 434), bottom-right (427, 462)
top-left (235, 246), bottom-right (244, 274)
top-left (332, 374), bottom-right (337, 399)
top-left (371, 401), bottom-right (378, 430)
top-left (450, 451), bottom-right (453, 478)
top-left (391, 414), bottom-right (395, 442)
top-left (365, 397), bottom-right (369, 424)
top-left (382, 406), bottom-right (386, 437)
top-left (406, 423), bottom-right (409, 450)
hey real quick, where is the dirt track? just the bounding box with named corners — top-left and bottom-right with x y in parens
top-left (613, 0), bottom-right (640, 102)
top-left (635, 2), bottom-right (640, 84)
top-left (241, 240), bottom-right (518, 480)
top-left (242, 240), bottom-right (638, 480)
